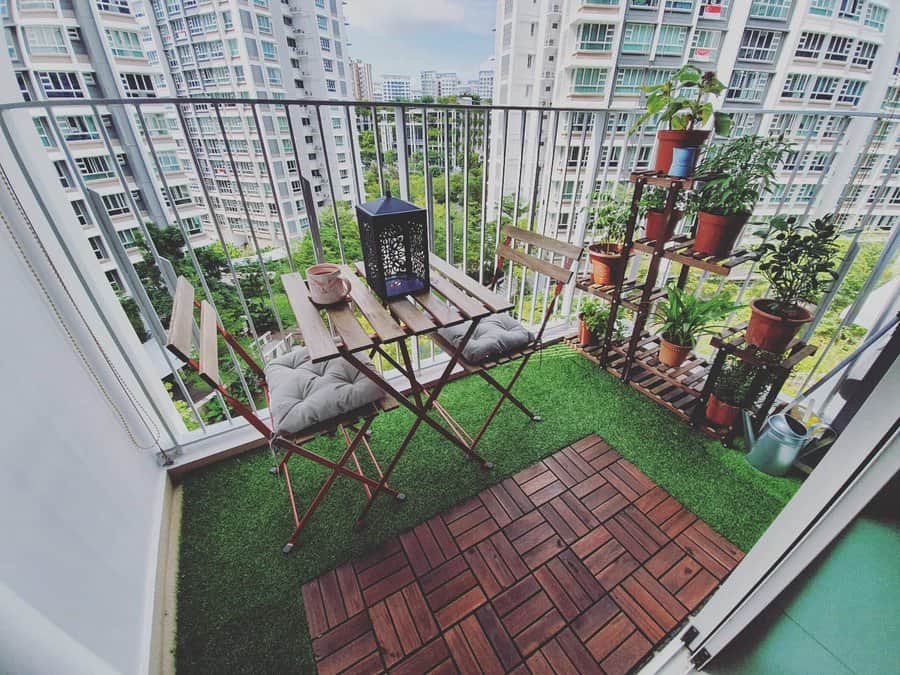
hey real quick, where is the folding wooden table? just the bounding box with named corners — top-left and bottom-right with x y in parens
top-left (281, 255), bottom-right (514, 525)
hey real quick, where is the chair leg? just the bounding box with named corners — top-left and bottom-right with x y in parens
top-left (476, 368), bottom-right (540, 421)
top-left (470, 355), bottom-right (534, 451)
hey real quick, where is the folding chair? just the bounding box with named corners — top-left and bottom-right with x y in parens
top-left (165, 276), bottom-right (401, 553)
top-left (431, 225), bottom-right (584, 450)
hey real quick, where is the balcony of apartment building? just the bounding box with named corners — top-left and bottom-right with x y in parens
top-left (0, 84), bottom-right (898, 675)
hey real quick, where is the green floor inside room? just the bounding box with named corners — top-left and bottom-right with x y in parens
top-left (175, 345), bottom-right (801, 673)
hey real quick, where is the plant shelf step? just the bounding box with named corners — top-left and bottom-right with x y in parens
top-left (628, 170), bottom-right (718, 191)
top-left (631, 236), bottom-right (757, 276)
top-left (576, 275), bottom-right (665, 312)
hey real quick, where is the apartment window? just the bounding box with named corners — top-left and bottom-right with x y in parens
top-left (120, 73), bottom-right (155, 97)
top-left (689, 29), bottom-right (721, 62)
top-left (571, 67), bottom-right (607, 94)
top-left (656, 25), bottom-right (688, 56)
top-left (837, 79), bottom-right (865, 104)
top-left (621, 23), bottom-right (654, 54)
top-left (24, 26), bottom-right (66, 55)
top-left (72, 200), bottom-right (90, 226)
top-left (864, 3), bottom-right (887, 30)
top-left (825, 36), bottom-right (852, 62)
top-left (884, 87), bottom-right (900, 111)
top-left (810, 75), bottom-right (838, 100)
top-left (852, 41), bottom-right (878, 68)
top-left (32, 117), bottom-right (54, 147)
top-left (106, 29), bottom-right (143, 58)
top-left (54, 160), bottom-right (72, 189)
top-left (797, 114), bottom-right (822, 137)
top-left (320, 37), bottom-right (331, 51)
top-left (325, 78), bottom-right (336, 92)
top-left (75, 155), bottom-right (114, 181)
top-left (102, 193), bottom-right (130, 217)
top-left (222, 10), bottom-right (233, 29)
top-left (566, 146), bottom-right (589, 168)
top-left (317, 15), bottom-right (328, 30)
top-left (118, 228), bottom-right (140, 249)
top-left (665, 0), bottom-right (693, 11)
top-left (58, 115), bottom-right (99, 141)
top-left (97, 0), bottom-right (130, 13)
top-left (837, 0), bottom-right (861, 20)
top-left (796, 184), bottom-right (817, 204)
top-left (809, 0), bottom-right (834, 15)
top-left (323, 58), bottom-right (333, 72)
top-left (331, 117), bottom-right (341, 128)
top-left (781, 73), bottom-right (809, 99)
top-left (38, 72), bottom-right (84, 98)
top-left (17, 0), bottom-right (56, 8)
top-left (748, 0), bottom-right (792, 19)
top-left (89, 236), bottom-right (107, 260)
top-left (256, 14), bottom-right (272, 34)
top-left (738, 29), bottom-right (781, 63)
top-left (614, 67), bottom-right (673, 95)
top-left (157, 151), bottom-right (180, 173)
top-left (630, 0), bottom-right (659, 8)
top-left (266, 66), bottom-right (282, 86)
top-left (183, 216), bottom-right (203, 234)
top-left (795, 32), bottom-right (825, 59)
top-left (336, 152), bottom-right (347, 163)
top-left (726, 70), bottom-right (769, 102)
top-left (584, 0), bottom-right (619, 4)
top-left (578, 23), bottom-right (614, 52)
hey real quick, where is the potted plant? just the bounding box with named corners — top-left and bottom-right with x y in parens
top-left (747, 213), bottom-right (839, 353)
top-left (652, 282), bottom-right (741, 368)
top-left (587, 190), bottom-right (630, 285)
top-left (578, 298), bottom-right (623, 347)
top-left (629, 66), bottom-right (732, 175)
top-left (689, 134), bottom-right (793, 257)
top-left (706, 356), bottom-right (759, 428)
top-left (639, 187), bottom-right (686, 243)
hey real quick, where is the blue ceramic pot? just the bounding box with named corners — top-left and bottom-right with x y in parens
top-left (669, 146), bottom-right (698, 178)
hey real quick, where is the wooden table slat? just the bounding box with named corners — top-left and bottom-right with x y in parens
top-left (340, 264), bottom-right (406, 342)
top-left (429, 254), bottom-right (512, 313)
top-left (387, 296), bottom-right (437, 335)
top-left (413, 290), bottom-right (463, 327)
top-left (281, 272), bottom-right (339, 362)
top-left (326, 304), bottom-right (375, 352)
top-left (428, 272), bottom-right (491, 320)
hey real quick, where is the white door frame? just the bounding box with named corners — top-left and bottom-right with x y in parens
top-left (642, 352), bottom-right (899, 674)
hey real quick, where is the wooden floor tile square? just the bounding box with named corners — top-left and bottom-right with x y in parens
top-left (303, 435), bottom-right (743, 674)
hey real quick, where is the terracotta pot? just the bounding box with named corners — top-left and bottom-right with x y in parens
top-left (705, 394), bottom-right (740, 428)
top-left (578, 318), bottom-right (597, 348)
top-left (645, 210), bottom-right (683, 243)
top-left (588, 243), bottom-right (627, 286)
top-left (694, 211), bottom-right (750, 257)
top-left (658, 335), bottom-right (692, 368)
top-left (746, 298), bottom-right (812, 353)
top-left (655, 130), bottom-right (711, 174)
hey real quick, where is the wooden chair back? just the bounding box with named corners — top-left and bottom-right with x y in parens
top-left (492, 224), bottom-right (582, 288)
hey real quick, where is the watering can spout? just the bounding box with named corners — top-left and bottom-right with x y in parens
top-left (742, 409), bottom-right (757, 450)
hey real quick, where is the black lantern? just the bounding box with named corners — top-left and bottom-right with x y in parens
top-left (356, 190), bottom-right (429, 301)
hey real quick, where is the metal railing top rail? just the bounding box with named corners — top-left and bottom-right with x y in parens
top-left (0, 96), bottom-right (892, 118)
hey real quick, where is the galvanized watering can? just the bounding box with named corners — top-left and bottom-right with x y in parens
top-left (743, 410), bottom-right (830, 477)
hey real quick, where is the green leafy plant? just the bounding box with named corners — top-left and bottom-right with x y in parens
top-left (580, 298), bottom-right (624, 341)
top-left (688, 134), bottom-right (794, 217)
top-left (755, 214), bottom-right (840, 316)
top-left (711, 356), bottom-right (762, 407)
top-left (630, 66), bottom-right (732, 136)
top-left (589, 190), bottom-right (630, 245)
top-left (638, 187), bottom-right (686, 216)
top-left (652, 282), bottom-right (742, 347)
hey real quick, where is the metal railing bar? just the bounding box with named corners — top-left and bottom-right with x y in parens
top-left (462, 109), bottom-right (469, 273)
top-left (212, 102), bottom-right (283, 335)
top-left (345, 104), bottom-right (364, 204)
top-left (478, 109), bottom-right (491, 284)
top-left (422, 106), bottom-right (434, 251)
top-left (250, 104), bottom-right (294, 272)
top-left (395, 105), bottom-right (410, 200)
top-left (371, 105), bottom-right (385, 198)
top-left (285, 103), bottom-right (324, 264)
top-left (443, 110), bottom-right (452, 263)
top-left (313, 104), bottom-right (346, 264)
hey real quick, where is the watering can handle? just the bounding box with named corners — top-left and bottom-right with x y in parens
top-left (806, 422), bottom-right (832, 439)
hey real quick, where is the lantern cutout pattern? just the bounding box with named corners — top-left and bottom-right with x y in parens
top-left (356, 190), bottom-right (429, 301)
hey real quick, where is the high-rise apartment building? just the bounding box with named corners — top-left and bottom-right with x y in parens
top-left (0, 0), bottom-right (208, 292)
top-left (477, 66), bottom-right (495, 99)
top-left (380, 74), bottom-right (411, 101)
top-left (436, 71), bottom-right (460, 97)
top-left (420, 69), bottom-right (437, 98)
top-left (492, 0), bottom-right (899, 236)
top-left (349, 57), bottom-right (374, 100)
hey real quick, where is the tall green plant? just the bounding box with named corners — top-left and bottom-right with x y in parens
top-left (652, 282), bottom-right (741, 347)
top-left (711, 356), bottom-right (763, 406)
top-left (589, 190), bottom-right (630, 245)
top-left (638, 187), bottom-right (686, 216)
top-left (689, 134), bottom-right (794, 217)
top-left (580, 298), bottom-right (624, 341)
top-left (755, 214), bottom-right (840, 315)
top-left (630, 66), bottom-right (732, 136)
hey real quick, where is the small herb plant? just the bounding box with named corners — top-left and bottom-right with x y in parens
top-left (652, 282), bottom-right (741, 348)
top-left (580, 298), bottom-right (624, 341)
top-left (711, 356), bottom-right (761, 407)
top-left (756, 214), bottom-right (840, 316)
top-left (689, 134), bottom-right (793, 217)
top-left (630, 66), bottom-right (732, 136)
top-left (589, 190), bottom-right (630, 246)
top-left (638, 187), bottom-right (686, 216)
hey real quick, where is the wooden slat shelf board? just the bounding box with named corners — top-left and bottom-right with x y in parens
top-left (576, 275), bottom-right (665, 312)
top-left (710, 323), bottom-right (817, 371)
top-left (631, 236), bottom-right (757, 276)
top-left (628, 170), bottom-right (718, 190)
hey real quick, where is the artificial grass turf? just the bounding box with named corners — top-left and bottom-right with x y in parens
top-left (176, 345), bottom-right (801, 673)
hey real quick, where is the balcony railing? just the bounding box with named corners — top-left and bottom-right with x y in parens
top-left (1, 96), bottom-right (897, 463)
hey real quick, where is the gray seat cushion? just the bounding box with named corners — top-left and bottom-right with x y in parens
top-left (265, 347), bottom-right (384, 436)
top-left (437, 313), bottom-right (535, 364)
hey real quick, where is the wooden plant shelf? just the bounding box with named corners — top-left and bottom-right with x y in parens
top-left (576, 274), bottom-right (665, 312)
top-left (610, 333), bottom-right (710, 399)
top-left (628, 170), bottom-right (717, 191)
top-left (631, 236), bottom-right (757, 276)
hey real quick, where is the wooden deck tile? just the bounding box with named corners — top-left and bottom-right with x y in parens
top-left (302, 433), bottom-right (744, 674)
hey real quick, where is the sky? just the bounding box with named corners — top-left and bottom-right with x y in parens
top-left (343, 0), bottom-right (496, 84)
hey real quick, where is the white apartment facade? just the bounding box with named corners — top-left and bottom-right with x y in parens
top-left (380, 74), bottom-right (411, 101)
top-left (349, 56), bottom-right (374, 100)
top-left (492, 0), bottom-right (899, 236)
top-left (0, 0), bottom-right (209, 292)
top-left (477, 66), bottom-right (495, 99)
